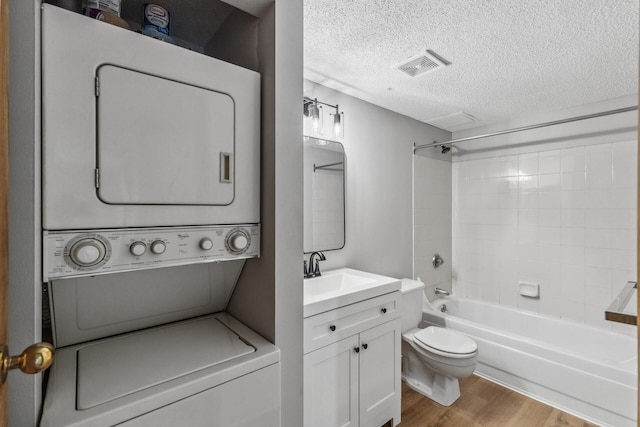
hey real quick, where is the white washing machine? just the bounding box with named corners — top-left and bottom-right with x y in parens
top-left (41, 314), bottom-right (280, 426)
top-left (40, 227), bottom-right (280, 426)
top-left (39, 6), bottom-right (277, 425)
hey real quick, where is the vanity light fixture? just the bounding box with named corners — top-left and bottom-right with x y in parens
top-left (303, 96), bottom-right (345, 139)
top-left (303, 97), bottom-right (322, 135)
top-left (331, 105), bottom-right (344, 139)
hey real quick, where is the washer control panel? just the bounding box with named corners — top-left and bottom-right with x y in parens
top-left (44, 225), bottom-right (260, 280)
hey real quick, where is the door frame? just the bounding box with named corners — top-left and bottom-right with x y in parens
top-left (1, 0), bottom-right (10, 424)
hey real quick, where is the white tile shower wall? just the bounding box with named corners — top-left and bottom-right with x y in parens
top-left (452, 140), bottom-right (637, 334)
top-left (414, 155), bottom-right (453, 300)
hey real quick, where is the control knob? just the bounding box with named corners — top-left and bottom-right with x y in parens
top-left (70, 239), bottom-right (106, 267)
top-left (129, 241), bottom-right (147, 257)
top-left (228, 234), bottom-right (248, 251)
top-left (199, 238), bottom-right (214, 251)
top-left (150, 240), bottom-right (166, 255)
top-left (225, 229), bottom-right (250, 254)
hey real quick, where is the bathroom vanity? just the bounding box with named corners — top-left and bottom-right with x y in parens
top-left (303, 269), bottom-right (402, 427)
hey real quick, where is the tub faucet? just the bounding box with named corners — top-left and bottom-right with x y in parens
top-left (435, 287), bottom-right (450, 296)
top-left (305, 251), bottom-right (326, 278)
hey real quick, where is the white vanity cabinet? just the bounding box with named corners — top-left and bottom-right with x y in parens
top-left (303, 291), bottom-right (402, 427)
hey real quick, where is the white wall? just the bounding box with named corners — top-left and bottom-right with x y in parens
top-left (228, 1), bottom-right (304, 426)
top-left (303, 80), bottom-right (450, 280)
top-left (450, 97), bottom-right (638, 335)
top-left (414, 155), bottom-right (452, 300)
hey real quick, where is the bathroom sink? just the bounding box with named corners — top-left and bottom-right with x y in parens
top-left (304, 268), bottom-right (401, 317)
top-left (304, 272), bottom-right (376, 297)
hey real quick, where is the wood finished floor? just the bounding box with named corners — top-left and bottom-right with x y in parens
top-left (399, 375), bottom-right (597, 427)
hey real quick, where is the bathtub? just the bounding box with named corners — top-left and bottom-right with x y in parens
top-left (421, 297), bottom-right (637, 427)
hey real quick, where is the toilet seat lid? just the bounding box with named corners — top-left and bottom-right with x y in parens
top-left (414, 326), bottom-right (477, 355)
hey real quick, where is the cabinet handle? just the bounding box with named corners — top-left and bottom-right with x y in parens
top-left (362, 343), bottom-right (368, 350)
top-left (353, 347), bottom-right (360, 353)
top-left (381, 307), bottom-right (387, 314)
top-left (329, 325), bottom-right (336, 332)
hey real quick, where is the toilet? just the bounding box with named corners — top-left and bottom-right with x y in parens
top-left (400, 278), bottom-right (478, 406)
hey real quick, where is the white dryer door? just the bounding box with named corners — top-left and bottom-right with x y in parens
top-left (96, 65), bottom-right (234, 205)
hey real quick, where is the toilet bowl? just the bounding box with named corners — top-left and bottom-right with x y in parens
top-left (400, 279), bottom-right (478, 406)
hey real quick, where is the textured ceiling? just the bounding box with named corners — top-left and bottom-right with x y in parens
top-left (304, 0), bottom-right (639, 131)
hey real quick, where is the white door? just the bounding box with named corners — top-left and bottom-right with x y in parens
top-left (359, 319), bottom-right (401, 427)
top-left (303, 335), bottom-right (359, 427)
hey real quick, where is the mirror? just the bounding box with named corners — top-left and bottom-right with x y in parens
top-left (303, 136), bottom-right (345, 253)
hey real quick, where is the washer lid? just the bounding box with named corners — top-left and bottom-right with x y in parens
top-left (76, 317), bottom-right (255, 410)
top-left (414, 326), bottom-right (477, 355)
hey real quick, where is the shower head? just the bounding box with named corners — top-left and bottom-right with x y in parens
top-left (440, 145), bottom-right (451, 154)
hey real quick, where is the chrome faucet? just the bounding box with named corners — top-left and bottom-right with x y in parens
top-left (435, 287), bottom-right (450, 296)
top-left (305, 251), bottom-right (326, 278)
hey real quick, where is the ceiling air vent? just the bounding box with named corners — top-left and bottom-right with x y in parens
top-left (426, 112), bottom-right (479, 131)
top-left (396, 49), bottom-right (451, 78)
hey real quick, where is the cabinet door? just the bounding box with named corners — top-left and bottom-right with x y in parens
top-left (359, 319), bottom-right (401, 427)
top-left (304, 335), bottom-right (359, 427)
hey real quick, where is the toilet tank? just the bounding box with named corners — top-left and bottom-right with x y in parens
top-left (401, 279), bottom-right (425, 332)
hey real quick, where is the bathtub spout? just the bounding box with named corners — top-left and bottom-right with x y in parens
top-left (435, 287), bottom-right (450, 296)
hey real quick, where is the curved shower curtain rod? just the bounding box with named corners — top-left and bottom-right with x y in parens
top-left (413, 105), bottom-right (638, 153)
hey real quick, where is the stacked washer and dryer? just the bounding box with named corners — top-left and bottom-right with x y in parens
top-left (39, 5), bottom-right (279, 425)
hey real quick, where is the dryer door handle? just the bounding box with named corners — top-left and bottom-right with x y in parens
top-left (220, 152), bottom-right (233, 183)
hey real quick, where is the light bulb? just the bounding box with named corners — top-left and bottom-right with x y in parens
top-left (309, 102), bottom-right (321, 135)
top-left (333, 111), bottom-right (343, 139)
